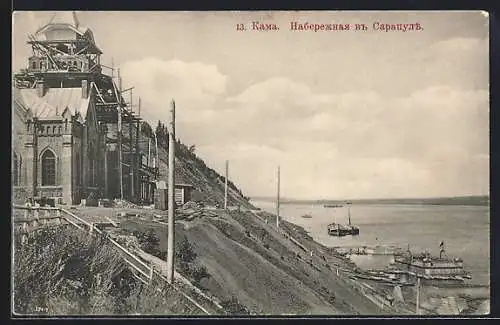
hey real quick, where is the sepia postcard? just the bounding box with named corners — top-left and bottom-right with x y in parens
top-left (11, 10), bottom-right (490, 317)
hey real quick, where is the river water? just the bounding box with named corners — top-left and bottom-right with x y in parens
top-left (251, 200), bottom-right (490, 286)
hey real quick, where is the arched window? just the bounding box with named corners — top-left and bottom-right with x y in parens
top-left (41, 150), bottom-right (56, 186)
top-left (13, 152), bottom-right (19, 186)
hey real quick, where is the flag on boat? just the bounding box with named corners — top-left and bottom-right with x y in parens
top-left (439, 241), bottom-right (445, 254)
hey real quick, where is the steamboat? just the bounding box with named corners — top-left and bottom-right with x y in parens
top-left (328, 202), bottom-right (359, 236)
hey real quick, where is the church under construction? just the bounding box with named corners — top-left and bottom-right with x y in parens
top-left (12, 12), bottom-right (160, 205)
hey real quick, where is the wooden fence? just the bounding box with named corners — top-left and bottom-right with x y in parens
top-left (12, 204), bottom-right (213, 315)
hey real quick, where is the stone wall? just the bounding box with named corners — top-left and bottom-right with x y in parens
top-left (12, 187), bottom-right (30, 204)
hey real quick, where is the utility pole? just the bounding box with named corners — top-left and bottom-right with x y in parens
top-left (153, 131), bottom-right (159, 183)
top-left (129, 120), bottom-right (134, 201)
top-left (117, 67), bottom-right (123, 200)
top-left (415, 276), bottom-right (421, 315)
top-left (347, 202), bottom-right (351, 225)
top-left (153, 133), bottom-right (157, 168)
top-left (276, 165), bottom-right (280, 228)
top-left (224, 160), bottom-right (228, 210)
top-left (148, 138), bottom-right (151, 167)
top-left (166, 99), bottom-right (176, 284)
top-left (147, 137), bottom-right (151, 201)
top-left (138, 97), bottom-right (141, 116)
top-left (104, 134), bottom-right (108, 198)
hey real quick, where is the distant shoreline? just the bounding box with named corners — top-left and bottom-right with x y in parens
top-left (250, 195), bottom-right (489, 207)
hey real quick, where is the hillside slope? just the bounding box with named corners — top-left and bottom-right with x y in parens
top-left (117, 208), bottom-right (397, 315)
top-left (150, 136), bottom-right (253, 210)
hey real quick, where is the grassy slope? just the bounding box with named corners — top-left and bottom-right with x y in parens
top-left (154, 143), bottom-right (254, 210)
top-left (119, 209), bottom-right (393, 315)
top-left (13, 226), bottom-right (202, 315)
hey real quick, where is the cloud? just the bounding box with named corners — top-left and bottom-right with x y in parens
top-left (11, 12), bottom-right (490, 199)
top-left (119, 49), bottom-right (488, 198)
top-left (120, 58), bottom-right (229, 127)
top-left (224, 79), bottom-right (488, 198)
top-left (431, 37), bottom-right (487, 54)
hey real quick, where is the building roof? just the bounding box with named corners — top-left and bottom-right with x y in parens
top-left (35, 12), bottom-right (84, 36)
top-left (48, 12), bottom-right (80, 28)
top-left (13, 87), bottom-right (90, 120)
top-left (32, 12), bottom-right (101, 53)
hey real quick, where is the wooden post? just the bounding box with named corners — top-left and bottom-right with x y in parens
top-left (135, 119), bottom-right (140, 201)
top-left (32, 118), bottom-right (39, 198)
top-left (154, 132), bottom-right (159, 171)
top-left (111, 57), bottom-right (114, 79)
top-left (138, 97), bottom-right (141, 117)
top-left (347, 203), bottom-right (351, 225)
top-left (224, 160), bottom-right (228, 210)
top-left (129, 121), bottom-right (134, 201)
top-left (117, 68), bottom-right (124, 200)
top-left (166, 99), bottom-right (176, 284)
top-left (276, 165), bottom-right (280, 228)
top-left (415, 276), bottom-right (421, 315)
top-left (104, 140), bottom-right (108, 197)
top-left (130, 88), bottom-right (134, 113)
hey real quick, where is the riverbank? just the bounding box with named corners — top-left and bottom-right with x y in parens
top-left (20, 203), bottom-right (488, 315)
top-left (85, 204), bottom-right (398, 315)
top-left (250, 209), bottom-right (490, 315)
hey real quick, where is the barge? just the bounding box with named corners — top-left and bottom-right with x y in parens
top-left (386, 243), bottom-right (471, 285)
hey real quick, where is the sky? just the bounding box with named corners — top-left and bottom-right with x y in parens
top-left (12, 11), bottom-right (490, 200)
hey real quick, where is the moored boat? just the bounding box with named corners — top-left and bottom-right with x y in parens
top-left (328, 223), bottom-right (350, 236)
top-left (387, 242), bottom-right (471, 285)
top-left (328, 202), bottom-right (359, 236)
top-left (324, 204), bottom-right (343, 208)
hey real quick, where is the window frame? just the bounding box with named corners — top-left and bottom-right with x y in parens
top-left (41, 149), bottom-right (57, 186)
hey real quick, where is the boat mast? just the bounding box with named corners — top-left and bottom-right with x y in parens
top-left (276, 165), bottom-right (280, 229)
top-left (347, 202), bottom-right (351, 225)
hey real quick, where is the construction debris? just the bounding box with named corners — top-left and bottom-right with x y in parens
top-left (183, 201), bottom-right (203, 210)
top-left (174, 201), bottom-right (218, 221)
top-left (108, 231), bottom-right (141, 251)
top-left (114, 199), bottom-right (142, 209)
top-left (98, 199), bottom-right (112, 208)
top-left (116, 211), bottom-right (140, 218)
